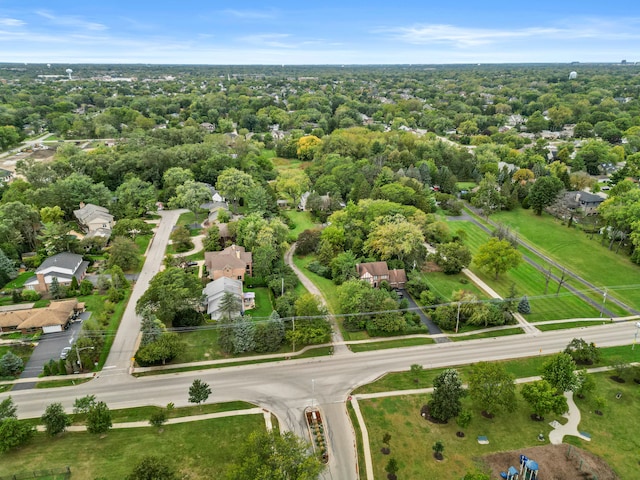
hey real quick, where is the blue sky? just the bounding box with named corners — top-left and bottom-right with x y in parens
top-left (1, 1), bottom-right (639, 64)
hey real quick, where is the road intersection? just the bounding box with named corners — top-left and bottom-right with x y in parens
top-left (1, 210), bottom-right (638, 479)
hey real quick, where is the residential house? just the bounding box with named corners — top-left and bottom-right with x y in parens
top-left (73, 203), bottom-right (114, 240)
top-left (24, 252), bottom-right (89, 293)
top-left (558, 191), bottom-right (604, 216)
top-left (0, 299), bottom-right (78, 333)
top-left (202, 277), bottom-right (244, 320)
top-left (204, 245), bottom-right (252, 281)
top-left (0, 168), bottom-right (14, 185)
top-left (356, 262), bottom-right (407, 289)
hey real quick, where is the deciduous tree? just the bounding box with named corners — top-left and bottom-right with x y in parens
top-left (473, 238), bottom-right (521, 280)
top-left (541, 353), bottom-right (579, 393)
top-left (428, 369), bottom-right (465, 422)
top-left (227, 430), bottom-right (323, 480)
top-left (188, 379), bottom-right (212, 405)
top-left (468, 362), bottom-right (516, 416)
top-left (41, 402), bottom-right (71, 436)
top-left (521, 380), bottom-right (568, 420)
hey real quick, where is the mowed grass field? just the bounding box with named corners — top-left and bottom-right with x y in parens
top-left (492, 209), bottom-right (640, 309)
top-left (451, 221), bottom-right (602, 322)
top-left (356, 349), bottom-right (640, 479)
top-left (283, 210), bottom-right (320, 239)
top-left (359, 391), bottom-right (557, 479)
top-left (0, 415), bottom-right (264, 479)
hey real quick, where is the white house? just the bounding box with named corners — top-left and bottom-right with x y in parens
top-left (203, 277), bottom-right (244, 320)
top-left (24, 252), bottom-right (89, 293)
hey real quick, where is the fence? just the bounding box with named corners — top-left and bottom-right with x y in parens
top-left (566, 445), bottom-right (598, 480)
top-left (0, 466), bottom-right (71, 480)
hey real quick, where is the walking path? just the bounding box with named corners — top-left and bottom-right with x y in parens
top-left (35, 407), bottom-right (269, 432)
top-left (284, 244), bottom-right (350, 355)
top-left (463, 269), bottom-right (540, 335)
top-left (549, 392), bottom-right (591, 445)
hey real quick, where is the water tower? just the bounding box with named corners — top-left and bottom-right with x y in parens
top-left (66, 68), bottom-right (73, 80)
top-left (569, 71), bottom-right (577, 80)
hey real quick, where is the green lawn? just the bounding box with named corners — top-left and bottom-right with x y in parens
top-left (359, 390), bottom-right (557, 479)
top-left (357, 362), bottom-right (640, 479)
top-left (244, 287), bottom-right (273, 318)
top-left (353, 344), bottom-right (640, 395)
top-left (292, 254), bottom-right (341, 314)
top-left (1, 271), bottom-right (34, 290)
top-left (176, 211), bottom-right (204, 235)
top-left (568, 372), bottom-right (640, 480)
top-left (491, 209), bottom-right (640, 308)
top-left (449, 327), bottom-right (524, 341)
top-left (77, 291), bottom-right (131, 370)
top-left (283, 210), bottom-right (320, 239)
top-left (0, 415), bottom-right (264, 479)
top-left (535, 321), bottom-right (613, 332)
top-left (419, 271), bottom-right (488, 302)
top-left (349, 337), bottom-right (434, 353)
top-left (451, 221), bottom-right (602, 322)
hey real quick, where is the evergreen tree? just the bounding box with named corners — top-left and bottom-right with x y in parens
top-left (49, 276), bottom-right (62, 299)
top-left (517, 296), bottom-right (531, 314)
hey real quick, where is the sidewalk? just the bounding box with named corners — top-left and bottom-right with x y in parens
top-left (35, 407), bottom-right (268, 432)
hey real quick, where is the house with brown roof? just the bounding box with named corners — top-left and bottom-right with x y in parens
top-left (0, 300), bottom-right (78, 334)
top-left (204, 245), bottom-right (252, 281)
top-left (356, 261), bottom-right (407, 289)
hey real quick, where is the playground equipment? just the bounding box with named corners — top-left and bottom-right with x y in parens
top-left (500, 466), bottom-right (519, 479)
top-left (518, 455), bottom-right (539, 479)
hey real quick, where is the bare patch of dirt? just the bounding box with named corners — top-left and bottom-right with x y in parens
top-left (481, 444), bottom-right (618, 480)
top-left (28, 149), bottom-right (55, 160)
top-left (422, 261), bottom-right (441, 273)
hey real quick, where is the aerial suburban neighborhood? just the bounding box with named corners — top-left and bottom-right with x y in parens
top-left (0, 5), bottom-right (640, 480)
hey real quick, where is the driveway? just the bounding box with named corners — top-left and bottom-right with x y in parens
top-left (12, 312), bottom-right (90, 390)
top-left (400, 289), bottom-right (449, 343)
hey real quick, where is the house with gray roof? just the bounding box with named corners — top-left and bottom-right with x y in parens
top-left (73, 202), bottom-right (114, 240)
top-left (24, 252), bottom-right (89, 293)
top-left (203, 277), bottom-right (245, 320)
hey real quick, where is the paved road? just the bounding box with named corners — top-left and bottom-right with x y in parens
top-left (400, 289), bottom-right (448, 342)
top-left (2, 321), bottom-right (636, 479)
top-left (100, 209), bottom-right (186, 378)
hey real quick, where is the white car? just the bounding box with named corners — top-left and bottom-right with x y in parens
top-left (60, 347), bottom-right (72, 359)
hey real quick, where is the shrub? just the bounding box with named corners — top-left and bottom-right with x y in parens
top-left (21, 290), bottom-right (41, 302)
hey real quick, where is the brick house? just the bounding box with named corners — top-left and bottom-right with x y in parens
top-left (204, 245), bottom-right (252, 281)
top-left (355, 261), bottom-right (407, 289)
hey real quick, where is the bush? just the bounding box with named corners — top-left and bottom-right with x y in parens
top-left (306, 261), bottom-right (331, 278)
top-left (21, 290), bottom-right (41, 302)
top-left (517, 296), bottom-right (531, 314)
top-left (0, 351), bottom-right (24, 377)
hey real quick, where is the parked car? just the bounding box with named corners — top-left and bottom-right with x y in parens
top-left (60, 347), bottom-right (72, 359)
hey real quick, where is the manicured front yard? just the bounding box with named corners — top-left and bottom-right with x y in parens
top-left (244, 287), bottom-right (274, 318)
top-left (418, 271), bottom-right (488, 302)
top-left (292, 254), bottom-right (341, 314)
top-left (1, 271), bottom-right (34, 290)
top-left (0, 415), bottom-right (264, 479)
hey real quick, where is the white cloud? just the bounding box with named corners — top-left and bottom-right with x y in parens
top-left (380, 21), bottom-right (640, 48)
top-left (0, 17), bottom-right (25, 26)
top-left (36, 10), bottom-right (107, 31)
top-left (239, 33), bottom-right (295, 48)
top-left (222, 9), bottom-right (277, 20)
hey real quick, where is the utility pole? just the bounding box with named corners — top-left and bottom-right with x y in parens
top-left (455, 302), bottom-right (462, 333)
top-left (292, 317), bottom-right (296, 353)
top-left (600, 288), bottom-right (608, 318)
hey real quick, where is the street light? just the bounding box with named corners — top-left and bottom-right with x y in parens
top-left (633, 322), bottom-right (640, 351)
top-left (75, 345), bottom-right (95, 371)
